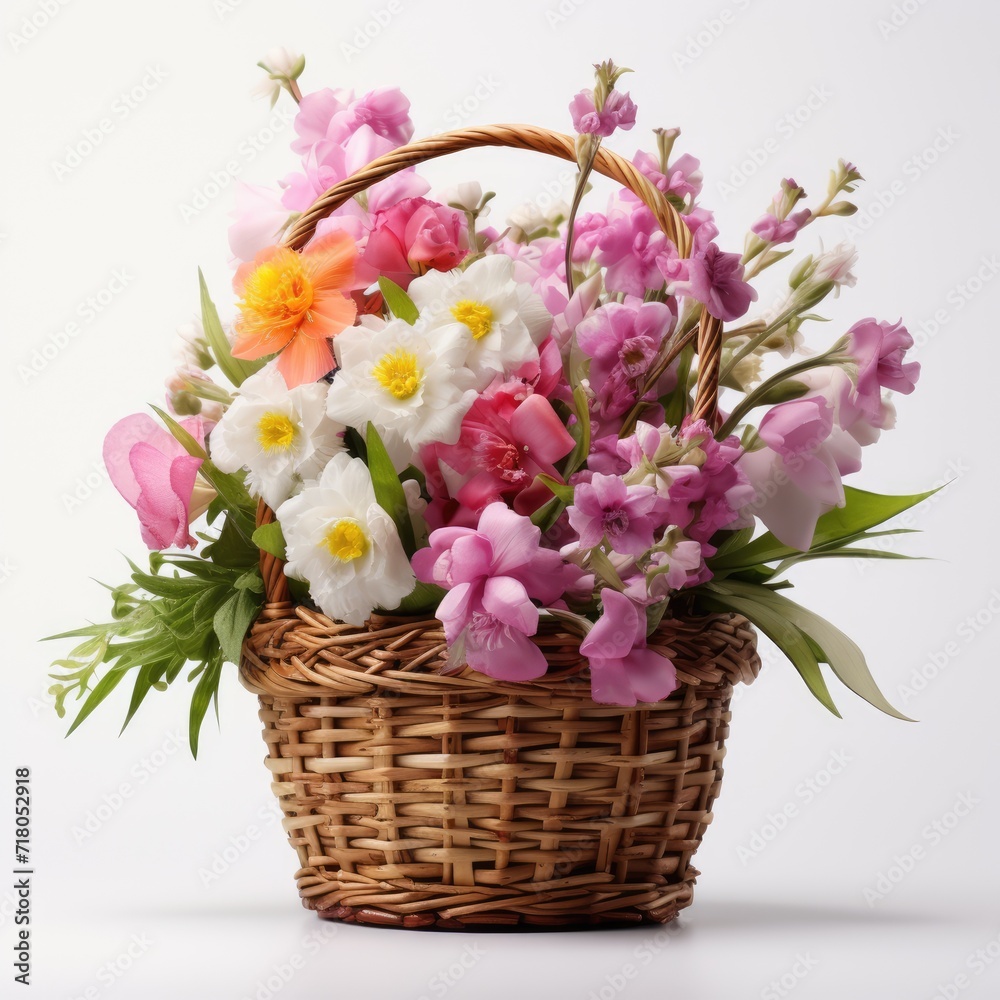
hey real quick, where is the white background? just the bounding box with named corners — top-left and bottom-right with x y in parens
top-left (3, 0), bottom-right (999, 997)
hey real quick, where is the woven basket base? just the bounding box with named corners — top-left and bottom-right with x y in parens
top-left (242, 608), bottom-right (759, 931)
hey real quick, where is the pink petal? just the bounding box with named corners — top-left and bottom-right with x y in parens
top-left (511, 394), bottom-right (575, 466)
top-left (588, 658), bottom-right (637, 706)
top-left (482, 576), bottom-right (539, 635)
top-left (469, 628), bottom-right (548, 681)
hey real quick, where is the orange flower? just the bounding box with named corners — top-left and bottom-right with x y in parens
top-left (232, 232), bottom-right (358, 387)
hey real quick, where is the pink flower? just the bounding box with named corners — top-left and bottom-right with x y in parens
top-left (575, 299), bottom-right (674, 418)
top-left (570, 88), bottom-right (637, 137)
top-left (359, 197), bottom-right (469, 289)
top-left (751, 208), bottom-right (811, 244)
top-left (412, 503), bottom-right (572, 681)
top-left (667, 243), bottom-right (757, 322)
top-left (427, 386), bottom-right (576, 518)
top-left (568, 474), bottom-right (667, 556)
top-left (739, 396), bottom-right (862, 551)
top-left (103, 414), bottom-right (209, 551)
top-left (228, 182), bottom-right (289, 265)
top-left (581, 589), bottom-right (677, 706)
top-left (291, 87), bottom-right (413, 153)
top-left (647, 539), bottom-right (710, 595)
top-left (629, 148), bottom-right (703, 203)
top-left (846, 318), bottom-right (920, 421)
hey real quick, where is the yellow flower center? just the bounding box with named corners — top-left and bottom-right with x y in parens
top-left (239, 249), bottom-right (315, 337)
top-left (372, 348), bottom-right (422, 400)
top-left (451, 299), bottom-right (494, 340)
top-left (257, 412), bottom-right (298, 452)
top-left (322, 519), bottom-right (368, 562)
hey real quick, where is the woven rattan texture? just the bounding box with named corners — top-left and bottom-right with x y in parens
top-left (240, 606), bottom-right (759, 929)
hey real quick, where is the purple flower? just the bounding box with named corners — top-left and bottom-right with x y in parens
top-left (569, 89), bottom-right (638, 137)
top-left (568, 473), bottom-right (667, 556)
top-left (594, 206), bottom-right (676, 297)
top-left (667, 242), bottom-right (757, 322)
top-left (580, 590), bottom-right (677, 706)
top-left (412, 503), bottom-right (574, 681)
top-left (846, 318), bottom-right (920, 421)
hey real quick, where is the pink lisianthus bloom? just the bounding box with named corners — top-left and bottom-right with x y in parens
top-left (666, 242), bottom-right (757, 322)
top-left (412, 503), bottom-right (573, 681)
top-left (580, 589), bottom-right (677, 706)
top-left (575, 299), bottom-right (675, 419)
top-left (359, 197), bottom-right (469, 289)
top-left (103, 414), bottom-right (212, 551)
top-left (628, 148), bottom-right (704, 203)
top-left (580, 205), bottom-right (676, 297)
top-left (427, 386), bottom-right (576, 520)
top-left (739, 396), bottom-right (862, 551)
top-left (846, 318), bottom-right (920, 421)
top-left (568, 473), bottom-right (667, 556)
top-left (291, 86), bottom-right (414, 154)
top-left (569, 88), bottom-right (638, 137)
top-left (751, 208), bottom-right (811, 245)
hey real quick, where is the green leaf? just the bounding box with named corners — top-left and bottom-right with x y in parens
top-left (710, 486), bottom-right (939, 572)
top-left (388, 581), bottom-right (446, 616)
top-left (589, 548), bottom-right (625, 591)
top-left (188, 658), bottom-right (223, 758)
top-left (150, 405), bottom-right (207, 459)
top-left (65, 666), bottom-right (131, 737)
top-left (252, 521), bottom-right (286, 560)
top-left (530, 495), bottom-right (565, 534)
top-left (563, 384), bottom-right (592, 478)
top-left (377, 276), bottom-right (419, 324)
top-left (714, 579), bottom-right (911, 720)
top-left (212, 587), bottom-right (261, 666)
top-left (536, 474), bottom-right (575, 505)
top-left (205, 513), bottom-right (259, 568)
top-left (365, 422), bottom-right (416, 555)
top-left (199, 268), bottom-right (264, 387)
top-left (701, 584), bottom-right (841, 716)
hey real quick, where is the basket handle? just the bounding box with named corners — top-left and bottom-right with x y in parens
top-left (258, 124), bottom-right (723, 605)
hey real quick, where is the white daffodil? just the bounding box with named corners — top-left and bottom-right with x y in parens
top-left (408, 254), bottom-right (551, 389)
top-left (209, 365), bottom-right (345, 509)
top-left (277, 453), bottom-right (416, 625)
top-left (325, 316), bottom-right (478, 456)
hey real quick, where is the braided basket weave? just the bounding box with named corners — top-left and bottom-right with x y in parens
top-left (238, 125), bottom-right (761, 929)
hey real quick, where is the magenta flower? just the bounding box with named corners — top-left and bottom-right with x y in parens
top-left (594, 206), bottom-right (676, 297)
top-left (360, 197), bottom-right (469, 289)
top-left (570, 88), bottom-right (637, 137)
top-left (580, 589), bottom-right (677, 706)
top-left (413, 503), bottom-right (571, 681)
top-left (568, 474), bottom-right (667, 556)
top-left (575, 299), bottom-right (674, 418)
top-left (667, 243), bottom-right (757, 321)
top-left (630, 148), bottom-right (703, 202)
top-left (103, 414), bottom-right (209, 551)
top-left (846, 318), bottom-right (920, 421)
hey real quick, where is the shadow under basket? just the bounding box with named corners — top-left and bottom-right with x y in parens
top-left (239, 604), bottom-right (759, 930)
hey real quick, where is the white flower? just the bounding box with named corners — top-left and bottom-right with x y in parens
top-left (251, 48), bottom-right (305, 104)
top-left (408, 254), bottom-right (551, 389)
top-left (507, 199), bottom-right (569, 240)
top-left (326, 316), bottom-right (478, 456)
top-left (813, 241), bottom-right (858, 295)
top-left (277, 453), bottom-right (415, 625)
top-left (210, 365), bottom-right (345, 509)
top-left (441, 181), bottom-right (486, 216)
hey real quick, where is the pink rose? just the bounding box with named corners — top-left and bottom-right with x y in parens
top-left (360, 197), bottom-right (469, 289)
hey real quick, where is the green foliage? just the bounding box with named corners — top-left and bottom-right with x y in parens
top-left (199, 268), bottom-right (264, 387)
top-left (46, 526), bottom-right (263, 758)
top-left (365, 422), bottom-right (416, 555)
top-left (377, 276), bottom-right (419, 324)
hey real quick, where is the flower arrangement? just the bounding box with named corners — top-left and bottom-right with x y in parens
top-left (49, 54), bottom-right (930, 755)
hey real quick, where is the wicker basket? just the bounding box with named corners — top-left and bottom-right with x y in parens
top-left (238, 125), bottom-right (761, 929)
